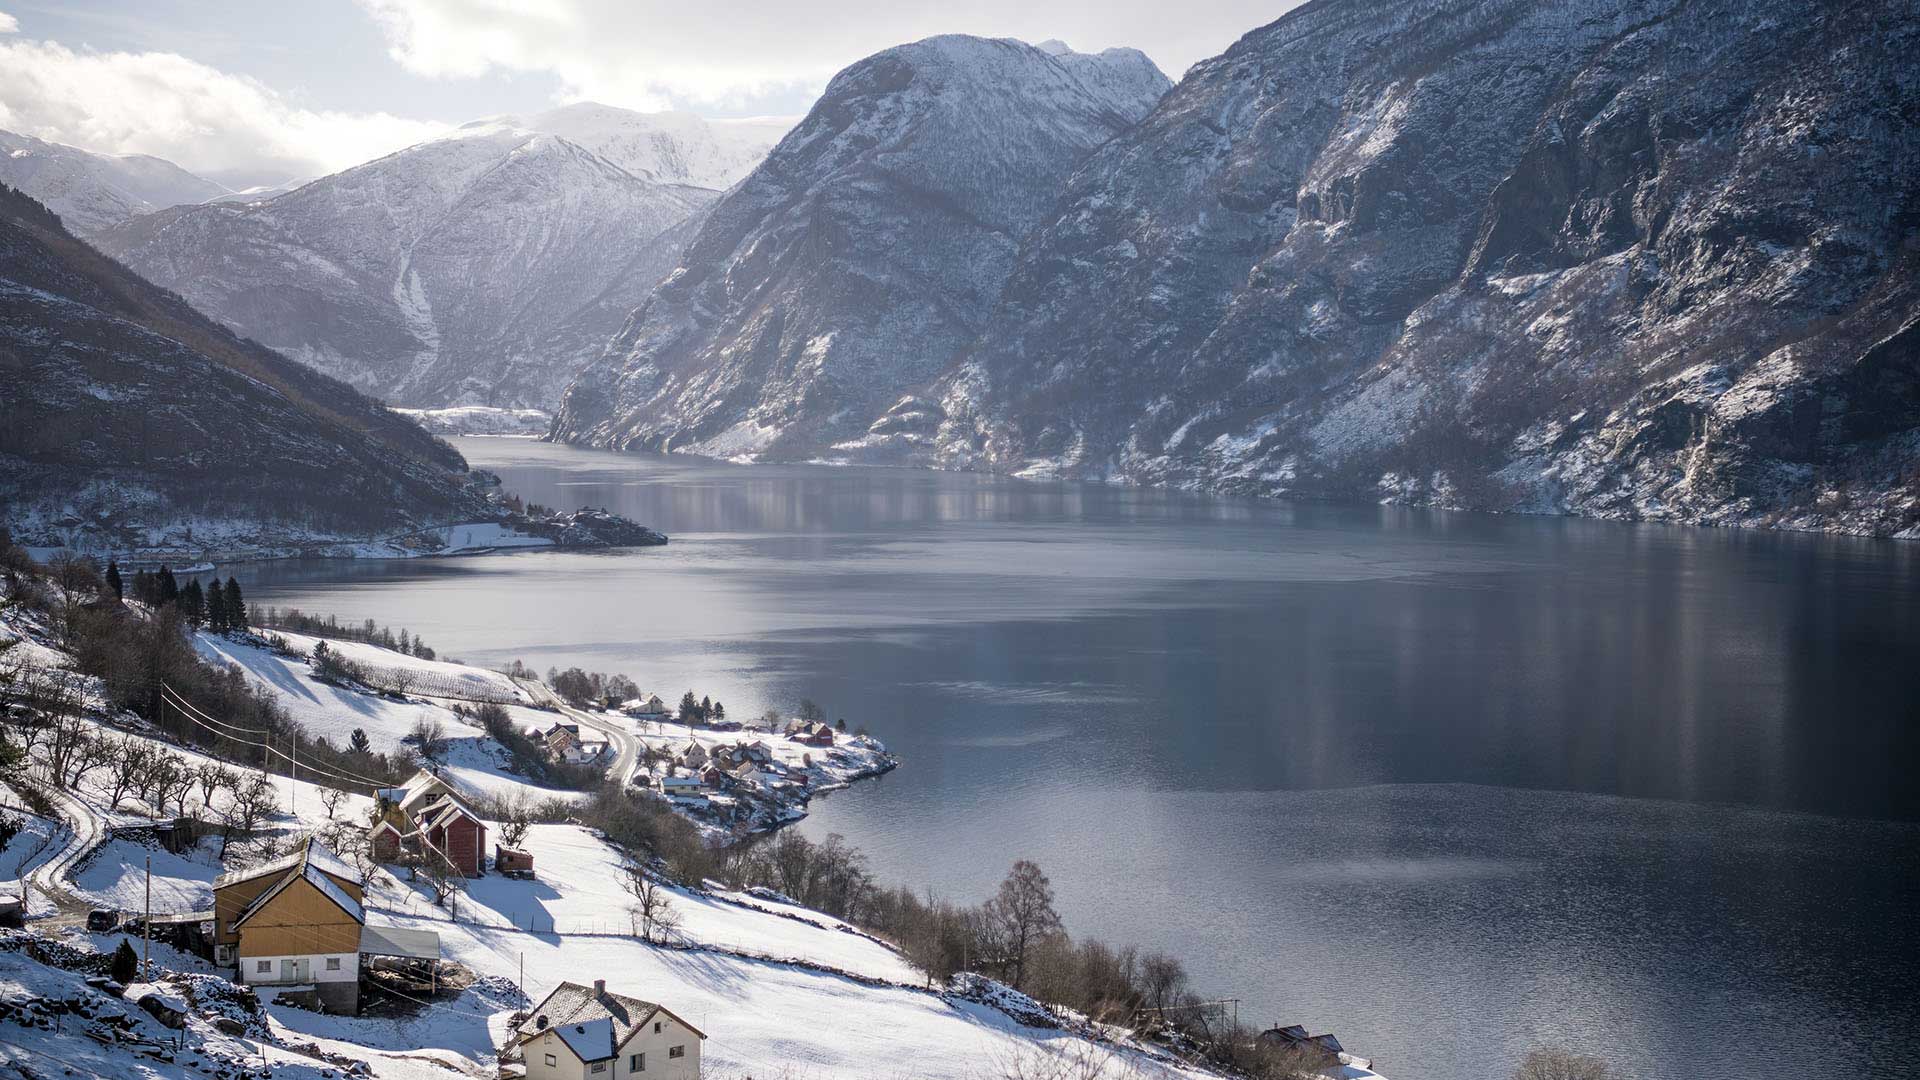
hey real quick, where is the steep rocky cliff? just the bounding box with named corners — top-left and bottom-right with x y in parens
top-left (549, 36), bottom-right (1171, 459)
top-left (913, 0), bottom-right (1918, 535)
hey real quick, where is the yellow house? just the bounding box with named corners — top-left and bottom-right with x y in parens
top-left (212, 836), bottom-right (367, 1013)
top-left (517, 980), bottom-right (705, 1079)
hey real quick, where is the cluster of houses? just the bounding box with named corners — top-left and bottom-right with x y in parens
top-left (369, 770), bottom-right (491, 877)
top-left (637, 739), bottom-right (810, 803)
top-left (530, 720), bottom-right (613, 766)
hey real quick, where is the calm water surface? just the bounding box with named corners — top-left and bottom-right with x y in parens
top-left (233, 438), bottom-right (1920, 1080)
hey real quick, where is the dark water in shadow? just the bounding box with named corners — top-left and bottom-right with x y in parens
top-left (230, 439), bottom-right (1920, 1080)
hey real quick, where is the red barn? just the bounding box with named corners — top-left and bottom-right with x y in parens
top-left (420, 800), bottom-right (487, 877)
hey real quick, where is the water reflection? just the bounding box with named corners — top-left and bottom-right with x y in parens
top-left (229, 438), bottom-right (1920, 1080)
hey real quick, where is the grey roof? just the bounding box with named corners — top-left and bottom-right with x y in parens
top-left (235, 863), bottom-right (364, 927)
top-left (213, 835), bottom-right (357, 890)
top-left (518, 981), bottom-right (706, 1051)
top-left (359, 924), bottom-right (441, 960)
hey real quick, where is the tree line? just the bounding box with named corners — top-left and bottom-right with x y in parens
top-left (250, 606), bottom-right (438, 661)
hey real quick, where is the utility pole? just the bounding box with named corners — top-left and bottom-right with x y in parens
top-left (143, 853), bottom-right (151, 978)
top-left (518, 952), bottom-right (524, 1004)
top-left (290, 734), bottom-right (298, 816)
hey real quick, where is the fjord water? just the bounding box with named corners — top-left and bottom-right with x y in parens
top-left (237, 439), bottom-right (1919, 1080)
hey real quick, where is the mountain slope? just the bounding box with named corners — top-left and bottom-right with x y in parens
top-left (0, 184), bottom-right (489, 552)
top-left (911, 0), bottom-right (1918, 536)
top-left (549, 36), bottom-right (1171, 459)
top-left (96, 122), bottom-right (719, 409)
top-left (0, 129), bottom-right (229, 234)
top-left (460, 103), bottom-right (793, 189)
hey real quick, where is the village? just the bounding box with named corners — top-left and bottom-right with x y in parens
top-left (0, 561), bottom-right (1385, 1080)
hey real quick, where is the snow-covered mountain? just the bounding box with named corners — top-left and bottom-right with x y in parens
top-left (0, 129), bottom-right (229, 234)
top-left (0, 185), bottom-right (489, 553)
top-left (95, 116), bottom-right (726, 409)
top-left (549, 36), bottom-right (1170, 459)
top-left (562, 0), bottom-right (1919, 537)
top-left (912, 0), bottom-right (1920, 536)
top-left (458, 103), bottom-right (794, 190)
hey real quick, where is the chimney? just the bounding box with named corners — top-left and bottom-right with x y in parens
top-left (593, 979), bottom-right (606, 998)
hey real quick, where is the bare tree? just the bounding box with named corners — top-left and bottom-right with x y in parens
top-left (44, 552), bottom-right (99, 643)
top-left (386, 667), bottom-right (418, 698)
top-left (1137, 951), bottom-right (1187, 1021)
top-left (104, 737), bottom-right (154, 810)
top-left (193, 760), bottom-right (235, 810)
top-left (623, 866), bottom-right (681, 943)
top-left (408, 716), bottom-right (447, 762)
top-left (990, 1041), bottom-right (1143, 1080)
top-left (159, 756), bottom-right (197, 818)
top-left (1515, 1048), bottom-right (1613, 1080)
top-left (226, 774), bottom-right (279, 836)
top-left (982, 860), bottom-right (1064, 992)
top-left (413, 841), bottom-right (461, 905)
top-left (65, 731), bottom-right (113, 789)
top-left (319, 786), bottom-right (347, 820)
top-left (498, 791), bottom-right (533, 848)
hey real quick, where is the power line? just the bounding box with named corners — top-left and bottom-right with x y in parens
top-left (159, 685), bottom-right (389, 791)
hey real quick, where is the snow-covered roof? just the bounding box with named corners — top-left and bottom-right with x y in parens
top-left (235, 863), bottom-right (365, 927)
top-left (518, 981), bottom-right (706, 1054)
top-left (213, 835), bottom-right (357, 890)
top-left (555, 1018), bottom-right (615, 1062)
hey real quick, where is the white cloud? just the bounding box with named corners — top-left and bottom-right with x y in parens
top-left (358, 0), bottom-right (1295, 111)
top-left (0, 35), bottom-right (447, 185)
top-left (0, 12), bottom-right (17, 34)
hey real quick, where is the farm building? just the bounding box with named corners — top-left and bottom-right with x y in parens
top-left (370, 769), bottom-right (489, 876)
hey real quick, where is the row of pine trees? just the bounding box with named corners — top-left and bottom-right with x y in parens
top-left (118, 562), bottom-right (248, 631)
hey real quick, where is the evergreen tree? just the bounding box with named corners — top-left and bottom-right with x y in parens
top-left (699, 695), bottom-right (713, 722)
top-left (105, 561), bottom-right (123, 601)
top-left (712, 701), bottom-right (725, 723)
top-left (348, 728), bottom-right (372, 756)
top-left (131, 569), bottom-right (152, 605)
top-left (678, 690), bottom-right (700, 723)
top-left (157, 567), bottom-right (179, 606)
top-left (205, 579), bottom-right (227, 631)
top-left (110, 939), bottom-right (139, 985)
top-left (224, 577), bottom-right (246, 629)
top-left (180, 579), bottom-right (205, 628)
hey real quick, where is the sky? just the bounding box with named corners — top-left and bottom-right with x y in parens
top-left (0, 0), bottom-right (1301, 189)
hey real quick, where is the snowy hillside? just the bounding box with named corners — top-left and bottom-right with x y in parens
top-left (550, 36), bottom-right (1171, 460)
top-left (0, 128), bottom-right (229, 234)
top-left (95, 123), bottom-right (719, 411)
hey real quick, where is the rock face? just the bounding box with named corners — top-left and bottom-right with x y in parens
top-left (96, 118), bottom-right (723, 410)
top-left (922, 0), bottom-right (1920, 536)
top-left (0, 130), bottom-right (228, 235)
top-left (549, 36), bottom-right (1171, 459)
top-left (0, 185), bottom-right (489, 552)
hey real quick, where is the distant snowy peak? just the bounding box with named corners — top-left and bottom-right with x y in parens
top-left (0, 129), bottom-right (228, 234)
top-left (549, 33), bottom-right (1170, 459)
top-left (456, 103), bottom-right (794, 190)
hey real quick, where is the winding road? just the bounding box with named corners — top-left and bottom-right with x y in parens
top-left (514, 679), bottom-right (640, 786)
top-left (12, 778), bottom-right (105, 922)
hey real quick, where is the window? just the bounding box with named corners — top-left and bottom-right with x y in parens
top-left (590, 1063), bottom-right (607, 1074)
top-left (629, 1053), bottom-right (645, 1072)
top-left (543, 1055), bottom-right (556, 1067)
top-left (255, 960), bottom-right (271, 973)
top-left (325, 957), bottom-right (341, 971)
top-left (668, 1046), bottom-right (685, 1059)
top-left (653, 1022), bottom-right (661, 1034)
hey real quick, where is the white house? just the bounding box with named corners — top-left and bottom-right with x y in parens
top-left (517, 980), bottom-right (704, 1079)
